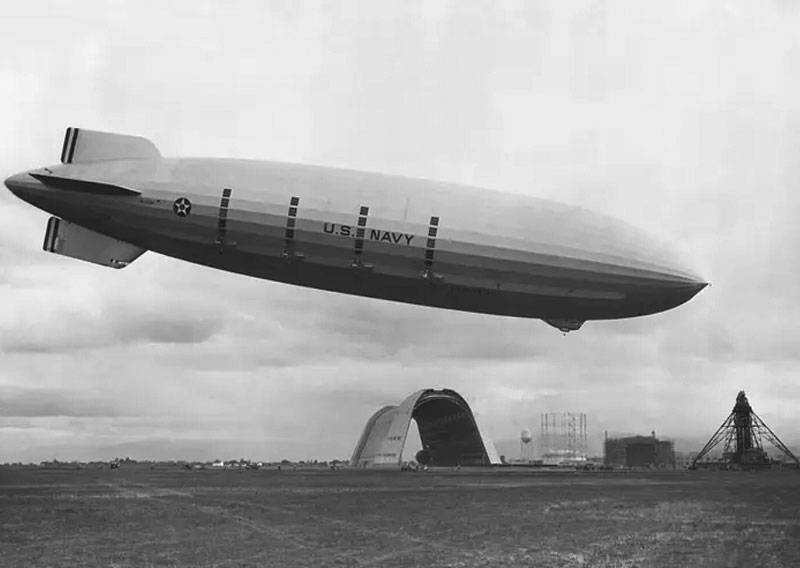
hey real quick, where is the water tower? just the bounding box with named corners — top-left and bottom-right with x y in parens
top-left (520, 429), bottom-right (533, 461)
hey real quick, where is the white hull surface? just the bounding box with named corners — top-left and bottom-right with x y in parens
top-left (5, 129), bottom-right (707, 328)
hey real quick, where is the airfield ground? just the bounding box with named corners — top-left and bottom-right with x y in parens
top-left (1, 466), bottom-right (799, 567)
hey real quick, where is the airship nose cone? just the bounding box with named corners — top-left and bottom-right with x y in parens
top-left (692, 280), bottom-right (709, 292)
top-left (640, 278), bottom-right (708, 315)
top-left (649, 248), bottom-right (709, 304)
top-left (614, 241), bottom-right (709, 316)
top-left (538, 202), bottom-right (709, 317)
top-left (673, 278), bottom-right (709, 302)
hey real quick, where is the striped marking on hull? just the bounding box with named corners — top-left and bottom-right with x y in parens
top-left (352, 205), bottom-right (371, 268)
top-left (215, 188), bottom-right (233, 248)
top-left (282, 196), bottom-right (301, 259)
top-left (422, 215), bottom-right (440, 280)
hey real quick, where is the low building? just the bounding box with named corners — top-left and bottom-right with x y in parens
top-left (605, 434), bottom-right (675, 469)
top-left (674, 451), bottom-right (698, 469)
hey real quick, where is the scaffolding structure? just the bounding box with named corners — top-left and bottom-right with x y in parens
top-left (692, 391), bottom-right (799, 469)
top-left (540, 413), bottom-right (587, 461)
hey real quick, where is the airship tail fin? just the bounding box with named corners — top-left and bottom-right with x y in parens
top-left (43, 217), bottom-right (146, 269)
top-left (60, 127), bottom-right (161, 164)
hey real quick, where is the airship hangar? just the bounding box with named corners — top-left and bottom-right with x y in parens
top-left (351, 388), bottom-right (501, 468)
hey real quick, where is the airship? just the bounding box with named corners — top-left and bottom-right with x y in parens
top-left (4, 127), bottom-right (706, 332)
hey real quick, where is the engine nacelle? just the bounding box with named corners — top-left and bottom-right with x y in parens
top-left (543, 319), bottom-right (585, 333)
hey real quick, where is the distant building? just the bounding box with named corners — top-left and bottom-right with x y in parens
top-left (604, 433), bottom-right (675, 469)
top-left (541, 450), bottom-right (587, 466)
top-left (675, 451), bottom-right (698, 470)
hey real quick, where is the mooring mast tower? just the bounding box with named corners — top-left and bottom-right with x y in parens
top-left (692, 391), bottom-right (799, 469)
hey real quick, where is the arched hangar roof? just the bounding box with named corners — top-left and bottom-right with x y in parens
top-left (350, 388), bottom-right (500, 468)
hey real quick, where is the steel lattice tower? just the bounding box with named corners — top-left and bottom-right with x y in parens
top-left (540, 412), bottom-right (587, 459)
top-left (692, 391), bottom-right (799, 469)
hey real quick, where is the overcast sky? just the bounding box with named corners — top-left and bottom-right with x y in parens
top-left (1, 0), bottom-right (799, 463)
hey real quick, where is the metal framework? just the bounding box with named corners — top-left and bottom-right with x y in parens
top-left (692, 391), bottom-right (799, 469)
top-left (540, 412), bottom-right (588, 459)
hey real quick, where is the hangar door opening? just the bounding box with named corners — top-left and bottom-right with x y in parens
top-left (410, 390), bottom-right (490, 467)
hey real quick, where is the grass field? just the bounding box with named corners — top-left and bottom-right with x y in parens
top-left (1, 465), bottom-right (799, 567)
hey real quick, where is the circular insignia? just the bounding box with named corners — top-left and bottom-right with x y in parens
top-left (173, 197), bottom-right (192, 217)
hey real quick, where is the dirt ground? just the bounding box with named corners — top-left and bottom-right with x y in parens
top-left (1, 465), bottom-right (799, 567)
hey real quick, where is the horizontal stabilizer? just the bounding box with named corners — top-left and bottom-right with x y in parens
top-left (43, 217), bottom-right (145, 269)
top-left (61, 127), bottom-right (160, 164)
top-left (29, 173), bottom-right (140, 196)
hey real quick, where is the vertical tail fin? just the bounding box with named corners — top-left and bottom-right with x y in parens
top-left (60, 127), bottom-right (161, 164)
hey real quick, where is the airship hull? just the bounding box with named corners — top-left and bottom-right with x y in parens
top-left (5, 129), bottom-right (707, 327)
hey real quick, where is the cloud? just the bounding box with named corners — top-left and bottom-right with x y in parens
top-left (0, 253), bottom-right (228, 354)
top-left (114, 312), bottom-right (223, 345)
top-left (0, 386), bottom-right (128, 418)
top-left (1, 300), bottom-right (225, 354)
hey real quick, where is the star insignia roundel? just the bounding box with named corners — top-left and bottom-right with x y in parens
top-left (173, 197), bottom-right (192, 217)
